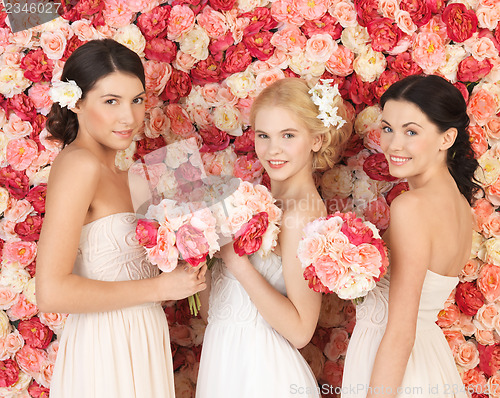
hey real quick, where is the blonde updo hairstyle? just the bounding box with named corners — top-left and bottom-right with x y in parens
top-left (250, 78), bottom-right (353, 171)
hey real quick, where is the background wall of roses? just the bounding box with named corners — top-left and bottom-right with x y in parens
top-left (0, 0), bottom-right (499, 396)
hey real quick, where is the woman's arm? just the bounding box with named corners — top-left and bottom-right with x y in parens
top-left (219, 209), bottom-right (322, 349)
top-left (198, 266), bottom-right (212, 323)
top-left (36, 149), bottom-right (206, 314)
top-left (367, 193), bottom-right (430, 397)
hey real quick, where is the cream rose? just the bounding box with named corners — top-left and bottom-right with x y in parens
top-left (179, 25), bottom-right (210, 61)
top-left (321, 165), bottom-right (355, 199)
top-left (354, 105), bottom-right (382, 138)
top-left (340, 26), bottom-right (370, 54)
top-left (225, 70), bottom-right (257, 99)
top-left (353, 48), bottom-right (387, 83)
top-left (113, 24), bottom-right (146, 58)
top-left (213, 105), bottom-right (242, 136)
top-left (0, 263), bottom-right (30, 293)
top-left (438, 44), bottom-right (468, 83)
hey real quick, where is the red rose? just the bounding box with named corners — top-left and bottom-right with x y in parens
top-left (28, 381), bottom-right (50, 398)
top-left (0, 359), bottom-right (19, 388)
top-left (354, 0), bottom-right (380, 26)
top-left (136, 5), bottom-right (171, 40)
top-left (442, 3), bottom-right (478, 43)
top-left (62, 36), bottom-right (85, 62)
top-left (190, 55), bottom-right (223, 85)
top-left (388, 52), bottom-right (423, 77)
top-left (20, 49), bottom-right (53, 83)
top-left (303, 265), bottom-right (332, 293)
top-left (208, 0), bottom-right (237, 11)
top-left (0, 166), bottom-right (30, 199)
top-left (136, 219), bottom-right (159, 249)
top-left (222, 43), bottom-right (253, 74)
top-left (199, 126), bottom-right (230, 152)
top-left (374, 70), bottom-right (400, 100)
top-left (161, 69), bottom-right (192, 102)
top-left (343, 134), bottom-right (364, 158)
top-left (454, 82), bottom-right (469, 103)
top-left (234, 128), bottom-right (255, 154)
top-left (31, 114), bottom-right (47, 151)
top-left (455, 281), bottom-right (485, 316)
top-left (386, 182), bottom-right (409, 205)
top-left (14, 214), bottom-right (43, 241)
top-left (261, 172), bottom-right (271, 190)
top-left (172, 0), bottom-right (208, 14)
top-left (0, 10), bottom-right (8, 28)
top-left (457, 56), bottom-right (493, 83)
top-left (145, 38), bottom-right (177, 63)
top-left (301, 14), bottom-right (342, 39)
top-left (2, 94), bottom-right (36, 122)
top-left (134, 137), bottom-right (167, 159)
top-left (363, 153), bottom-right (398, 182)
top-left (18, 317), bottom-right (53, 349)
top-left (426, 0), bottom-right (445, 14)
top-left (367, 18), bottom-right (402, 53)
top-left (241, 7), bottom-right (277, 36)
top-left (233, 212), bottom-right (269, 256)
top-left (243, 31), bottom-right (275, 61)
top-left (495, 26), bottom-right (500, 47)
top-left (348, 74), bottom-right (376, 106)
top-left (284, 68), bottom-right (300, 78)
top-left (75, 0), bottom-right (105, 23)
top-left (26, 260), bottom-right (36, 278)
top-left (208, 32), bottom-right (234, 63)
top-left (478, 344), bottom-right (500, 377)
top-left (400, 0), bottom-right (431, 26)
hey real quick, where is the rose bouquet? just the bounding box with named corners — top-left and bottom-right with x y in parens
top-left (210, 179), bottom-right (282, 258)
top-left (136, 199), bottom-right (220, 315)
top-left (298, 211), bottom-right (389, 301)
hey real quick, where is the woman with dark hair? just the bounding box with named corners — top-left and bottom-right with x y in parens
top-left (36, 39), bottom-right (206, 398)
top-left (342, 75), bottom-right (480, 397)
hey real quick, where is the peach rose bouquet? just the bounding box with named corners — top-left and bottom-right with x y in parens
top-left (298, 211), bottom-right (389, 301)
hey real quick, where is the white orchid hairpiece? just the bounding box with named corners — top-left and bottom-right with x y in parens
top-left (308, 79), bottom-right (346, 129)
top-left (49, 80), bottom-right (82, 110)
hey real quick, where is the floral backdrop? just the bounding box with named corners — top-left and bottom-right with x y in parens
top-left (0, 0), bottom-right (499, 396)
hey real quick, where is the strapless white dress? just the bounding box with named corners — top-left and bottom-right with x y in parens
top-left (342, 269), bottom-right (467, 398)
top-left (196, 252), bottom-right (320, 397)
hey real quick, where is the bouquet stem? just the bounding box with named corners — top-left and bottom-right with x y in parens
top-left (188, 293), bottom-right (201, 316)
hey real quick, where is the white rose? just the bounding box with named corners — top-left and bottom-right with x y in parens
top-left (29, 166), bottom-right (51, 186)
top-left (22, 277), bottom-right (36, 305)
top-left (115, 141), bottom-right (137, 171)
top-left (0, 108), bottom-right (6, 129)
top-left (353, 48), bottom-right (387, 83)
top-left (475, 150), bottom-right (500, 186)
top-left (48, 80), bottom-right (82, 109)
top-left (0, 262), bottom-right (30, 293)
top-left (179, 25), bottom-right (210, 61)
top-left (0, 66), bottom-right (30, 98)
top-left (225, 70), bottom-right (256, 98)
top-left (352, 175), bottom-right (378, 206)
top-left (341, 26), bottom-right (370, 54)
top-left (113, 24), bottom-right (146, 58)
top-left (213, 105), bottom-right (242, 136)
top-left (354, 105), bottom-right (382, 137)
top-left (481, 238), bottom-right (500, 266)
top-left (321, 165), bottom-right (354, 200)
top-left (238, 0), bottom-right (269, 12)
top-left (288, 52), bottom-right (325, 79)
top-left (258, 222), bottom-right (280, 256)
top-left (0, 310), bottom-right (10, 339)
top-left (164, 145), bottom-right (190, 169)
top-left (438, 44), bottom-right (468, 83)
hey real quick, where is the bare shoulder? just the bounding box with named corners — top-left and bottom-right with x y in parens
top-left (281, 206), bottom-right (325, 236)
top-left (389, 190), bottom-right (427, 219)
top-left (50, 147), bottom-right (101, 185)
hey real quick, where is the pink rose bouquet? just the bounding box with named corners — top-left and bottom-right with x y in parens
top-left (298, 211), bottom-right (389, 300)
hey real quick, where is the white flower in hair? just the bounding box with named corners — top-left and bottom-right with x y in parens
top-left (308, 79), bottom-right (346, 129)
top-left (49, 80), bottom-right (82, 110)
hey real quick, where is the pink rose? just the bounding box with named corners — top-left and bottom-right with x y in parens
top-left (4, 198), bottom-right (32, 223)
top-left (363, 197), bottom-right (390, 232)
top-left (0, 359), bottom-right (19, 388)
top-left (233, 154), bottom-right (263, 183)
top-left (221, 43), bottom-right (253, 74)
top-left (15, 345), bottom-right (47, 376)
top-left (28, 381), bottom-right (50, 397)
top-left (176, 224), bottom-right (209, 267)
top-left (443, 330), bottom-right (466, 355)
top-left (483, 213), bottom-right (500, 238)
top-left (7, 294), bottom-right (38, 321)
top-left (2, 241), bottom-right (36, 266)
top-left (460, 259), bottom-right (482, 283)
top-left (0, 286), bottom-right (19, 311)
top-left (136, 219), bottom-right (159, 249)
top-left (442, 3), bottom-right (478, 43)
top-left (477, 263), bottom-right (500, 302)
top-left (271, 0), bottom-right (304, 25)
top-left (197, 6), bottom-right (228, 39)
top-left (298, 234), bottom-right (327, 266)
top-left (28, 83), bottom-right (52, 116)
top-left (38, 313), bottom-right (67, 334)
top-left (436, 303), bottom-right (460, 327)
top-left (167, 5), bottom-right (195, 40)
top-left (2, 330), bottom-right (24, 359)
top-left (399, 0), bottom-right (431, 26)
top-left (324, 328), bottom-right (349, 360)
top-left (478, 344), bottom-right (500, 376)
top-left (475, 329), bottom-right (496, 346)
top-left (144, 60), bottom-right (171, 96)
top-left (271, 25), bottom-right (307, 55)
top-left (233, 212), bottom-right (269, 256)
top-left (487, 177), bottom-right (500, 207)
top-left (305, 34), bottom-right (336, 63)
top-left (353, 0), bottom-right (380, 26)
top-left (468, 89), bottom-right (498, 126)
top-left (3, 113), bottom-right (33, 139)
top-left (485, 117), bottom-right (500, 140)
top-left (455, 341), bottom-right (480, 370)
top-left (208, 0), bottom-right (237, 11)
top-left (468, 125), bottom-right (489, 158)
top-left (412, 32), bottom-right (446, 74)
top-left (455, 282), bottom-right (485, 316)
top-left (473, 199), bottom-right (495, 232)
top-left (320, 359), bottom-right (343, 389)
top-left (462, 368), bottom-right (488, 394)
top-left (332, 1), bottom-right (357, 28)
top-left (148, 225), bottom-right (179, 273)
top-left (102, 0), bottom-right (135, 28)
top-left (17, 317), bottom-right (53, 349)
top-left (457, 56), bottom-right (493, 83)
top-left (40, 31), bottom-right (67, 60)
top-left (292, 0), bottom-right (328, 20)
top-left (165, 104), bottom-right (195, 138)
top-left (170, 325), bottom-right (194, 347)
top-left (144, 107), bottom-right (170, 139)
